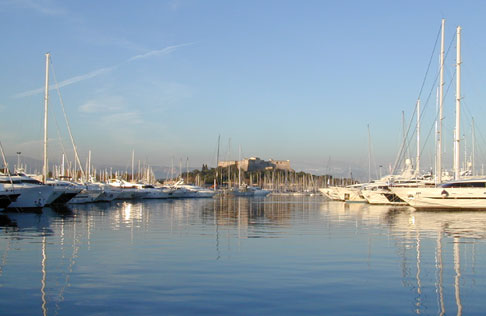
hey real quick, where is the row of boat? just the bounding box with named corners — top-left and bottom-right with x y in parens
top-left (0, 170), bottom-right (273, 211)
top-left (319, 174), bottom-right (486, 211)
top-left (0, 172), bottom-right (217, 211)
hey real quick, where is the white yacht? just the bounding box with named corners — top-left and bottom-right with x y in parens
top-left (229, 185), bottom-right (270, 197)
top-left (108, 179), bottom-right (149, 200)
top-left (168, 180), bottom-right (216, 198)
top-left (134, 184), bottom-right (172, 199)
top-left (361, 177), bottom-right (435, 206)
top-left (391, 178), bottom-right (486, 210)
top-left (45, 179), bottom-right (83, 205)
top-left (331, 184), bottom-right (367, 202)
top-left (0, 173), bottom-right (54, 209)
top-left (68, 183), bottom-right (103, 204)
top-left (361, 182), bottom-right (402, 205)
top-left (0, 184), bottom-right (20, 209)
top-left (93, 183), bottom-right (123, 202)
top-left (319, 186), bottom-right (342, 200)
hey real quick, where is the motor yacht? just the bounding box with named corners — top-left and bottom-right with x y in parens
top-left (391, 178), bottom-right (486, 210)
top-left (0, 173), bottom-right (54, 209)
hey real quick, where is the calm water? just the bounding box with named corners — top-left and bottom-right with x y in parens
top-left (1, 195), bottom-right (486, 315)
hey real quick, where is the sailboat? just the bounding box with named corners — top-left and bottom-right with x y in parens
top-left (229, 147), bottom-right (270, 197)
top-left (391, 24), bottom-right (486, 210)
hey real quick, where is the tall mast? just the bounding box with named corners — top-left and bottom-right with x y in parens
top-left (61, 153), bottom-right (65, 177)
top-left (367, 124), bottom-right (371, 182)
top-left (416, 99), bottom-right (421, 176)
top-left (88, 150), bottom-right (91, 182)
top-left (472, 117), bottom-right (475, 176)
top-left (186, 157), bottom-right (189, 183)
top-left (43, 53), bottom-right (50, 183)
top-left (238, 145), bottom-right (241, 187)
top-left (214, 135), bottom-right (220, 189)
top-left (131, 149), bottom-right (134, 182)
top-left (437, 19), bottom-right (445, 184)
top-left (402, 111), bottom-right (408, 162)
top-left (454, 26), bottom-right (462, 180)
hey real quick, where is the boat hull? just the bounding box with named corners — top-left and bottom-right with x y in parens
top-left (391, 187), bottom-right (486, 210)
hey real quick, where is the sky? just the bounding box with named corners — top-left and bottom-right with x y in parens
top-left (2, 0), bottom-right (486, 179)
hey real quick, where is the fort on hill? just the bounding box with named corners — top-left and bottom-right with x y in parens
top-left (218, 157), bottom-right (292, 172)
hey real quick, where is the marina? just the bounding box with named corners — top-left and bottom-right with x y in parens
top-left (4, 2), bottom-right (486, 314)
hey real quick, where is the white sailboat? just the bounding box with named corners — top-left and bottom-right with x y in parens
top-left (391, 25), bottom-right (486, 210)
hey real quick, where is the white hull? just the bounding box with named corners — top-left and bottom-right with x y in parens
top-left (94, 189), bottom-right (122, 202)
top-left (0, 190), bottom-right (20, 209)
top-left (45, 185), bottom-right (82, 205)
top-left (229, 186), bottom-right (270, 197)
top-left (142, 188), bottom-right (171, 199)
top-left (45, 190), bottom-right (63, 205)
top-left (68, 189), bottom-right (102, 204)
top-left (362, 189), bottom-right (406, 205)
top-left (319, 187), bottom-right (342, 200)
top-left (114, 190), bottom-right (136, 200)
top-left (391, 186), bottom-right (486, 210)
top-left (8, 185), bottom-right (54, 209)
top-left (334, 186), bottom-right (366, 202)
top-left (170, 184), bottom-right (216, 198)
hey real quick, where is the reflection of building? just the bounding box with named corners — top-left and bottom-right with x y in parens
top-left (218, 157), bottom-right (292, 172)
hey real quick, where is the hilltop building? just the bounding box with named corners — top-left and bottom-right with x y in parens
top-left (218, 157), bottom-right (292, 172)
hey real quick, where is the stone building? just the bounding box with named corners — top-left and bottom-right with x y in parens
top-left (218, 157), bottom-right (292, 172)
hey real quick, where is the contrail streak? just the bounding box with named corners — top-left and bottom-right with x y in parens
top-left (14, 42), bottom-right (193, 98)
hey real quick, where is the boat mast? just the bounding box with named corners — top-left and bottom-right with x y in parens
top-left (367, 124), bottom-right (371, 182)
top-left (131, 149), bottom-right (134, 182)
top-left (437, 19), bottom-right (445, 184)
top-left (472, 117), bottom-right (475, 176)
top-left (454, 26), bottom-right (462, 180)
top-left (214, 134), bottom-right (220, 189)
top-left (402, 111), bottom-right (409, 163)
top-left (88, 150), bottom-right (91, 182)
top-left (43, 52), bottom-right (50, 183)
top-left (416, 99), bottom-right (420, 176)
top-left (61, 153), bottom-right (65, 177)
top-left (238, 145), bottom-right (241, 187)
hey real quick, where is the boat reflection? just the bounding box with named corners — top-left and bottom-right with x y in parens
top-left (0, 197), bottom-right (484, 315)
top-left (380, 207), bottom-right (486, 315)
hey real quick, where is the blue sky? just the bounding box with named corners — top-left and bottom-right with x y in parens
top-left (2, 0), bottom-right (486, 178)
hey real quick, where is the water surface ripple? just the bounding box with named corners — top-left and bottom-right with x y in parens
top-left (1, 196), bottom-right (485, 315)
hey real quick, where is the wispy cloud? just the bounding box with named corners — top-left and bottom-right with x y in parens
top-left (169, 0), bottom-right (182, 11)
top-left (3, 0), bottom-right (67, 16)
top-left (14, 42), bottom-right (193, 98)
top-left (78, 95), bottom-right (124, 113)
top-left (126, 43), bottom-right (193, 62)
top-left (15, 66), bottom-right (116, 98)
top-left (79, 95), bottom-right (143, 128)
top-left (102, 111), bottom-right (143, 125)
